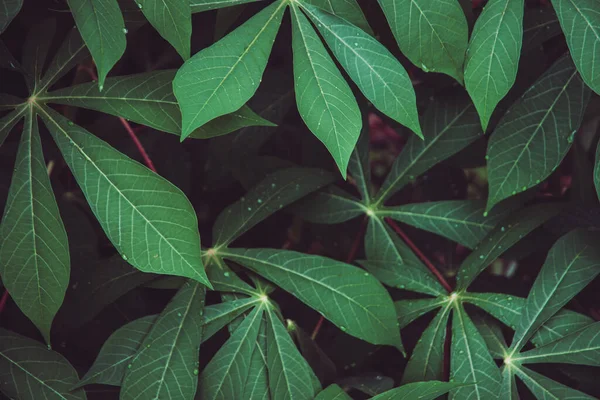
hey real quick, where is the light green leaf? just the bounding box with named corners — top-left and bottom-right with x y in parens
top-left (315, 384), bottom-right (351, 400)
top-left (377, 0), bottom-right (469, 82)
top-left (291, 185), bottom-right (366, 224)
top-left (552, 0), bottom-right (600, 95)
top-left (372, 381), bottom-right (469, 400)
top-left (75, 315), bottom-right (157, 388)
top-left (66, 0), bottom-right (126, 90)
top-left (375, 94), bottom-right (481, 205)
top-left (510, 228), bottom-right (600, 353)
top-left (402, 303), bottom-right (451, 383)
top-left (379, 200), bottom-right (509, 249)
top-left (202, 297), bottom-right (261, 341)
top-left (464, 0), bottom-right (524, 130)
top-left (174, 0), bottom-right (286, 139)
top-left (515, 321), bottom-right (600, 366)
top-left (38, 106), bottom-right (211, 286)
top-left (121, 281), bottom-right (205, 400)
top-left (395, 298), bottom-right (446, 329)
top-left (0, 109), bottom-right (69, 344)
top-left (0, 105), bottom-right (26, 147)
top-left (136, 0), bottom-right (191, 60)
top-left (213, 167), bottom-right (332, 247)
top-left (456, 203), bottom-right (561, 289)
top-left (221, 247), bottom-right (403, 349)
top-left (486, 54), bottom-right (591, 211)
top-left (190, 0), bottom-right (262, 13)
top-left (265, 306), bottom-right (321, 400)
top-left (0, 0), bottom-right (22, 33)
top-left (199, 306), bottom-right (263, 400)
top-left (290, 3), bottom-right (361, 176)
top-left (473, 314), bottom-right (509, 359)
top-left (242, 314), bottom-right (269, 400)
top-left (513, 365), bottom-right (595, 399)
top-left (0, 328), bottom-right (87, 400)
top-left (302, 3), bottom-right (422, 139)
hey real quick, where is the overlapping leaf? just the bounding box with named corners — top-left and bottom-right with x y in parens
top-left (202, 296), bottom-right (261, 341)
top-left (372, 381), bottom-right (468, 400)
top-left (0, 105), bottom-right (26, 146)
top-left (315, 384), bottom-right (352, 400)
top-left (303, 0), bottom-right (371, 34)
top-left (189, 0), bottom-right (262, 13)
top-left (395, 298), bottom-right (447, 329)
top-left (0, 0), bottom-right (22, 33)
top-left (513, 365), bottom-right (595, 399)
top-left (242, 314), bottom-right (269, 400)
top-left (291, 185), bottom-right (366, 224)
top-left (473, 314), bottom-right (509, 359)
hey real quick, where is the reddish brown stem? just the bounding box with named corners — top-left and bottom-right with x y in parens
top-left (311, 216), bottom-right (368, 340)
top-left (0, 290), bottom-right (9, 315)
top-left (385, 218), bottom-right (452, 293)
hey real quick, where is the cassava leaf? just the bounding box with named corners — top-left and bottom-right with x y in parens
top-left (0, 105), bottom-right (26, 148)
top-left (38, 106), bottom-right (211, 287)
top-left (174, 0), bottom-right (286, 139)
top-left (464, 0), bottom-right (524, 130)
top-left (290, 3), bottom-right (361, 176)
top-left (522, 6), bottom-right (561, 52)
top-left (395, 298), bottom-right (446, 329)
top-left (201, 296), bottom-right (261, 341)
top-left (348, 127), bottom-right (371, 203)
top-left (66, 0), bottom-right (126, 90)
top-left (0, 108), bottom-right (69, 344)
top-left (204, 254), bottom-right (258, 295)
top-left (291, 185), bottom-right (366, 224)
top-left (22, 19), bottom-right (56, 89)
top-left (315, 384), bottom-right (352, 400)
top-left (372, 381), bottom-right (469, 400)
top-left (190, 0), bottom-right (262, 13)
top-left (377, 0), bottom-right (469, 82)
top-left (473, 314), bottom-right (509, 359)
top-left (532, 309), bottom-right (595, 348)
top-left (242, 314), bottom-right (269, 400)
top-left (486, 54), bottom-right (591, 211)
top-left (501, 366), bottom-right (519, 400)
top-left (304, 0), bottom-right (371, 34)
top-left (302, 3), bottom-right (422, 139)
top-left (0, 0), bottom-right (22, 33)
top-left (121, 281), bottom-right (205, 400)
top-left (513, 365), bottom-right (595, 399)
top-left (0, 328), bottom-right (87, 400)
top-left (221, 247), bottom-right (403, 349)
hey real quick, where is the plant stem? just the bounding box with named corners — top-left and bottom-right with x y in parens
top-left (385, 218), bottom-right (452, 293)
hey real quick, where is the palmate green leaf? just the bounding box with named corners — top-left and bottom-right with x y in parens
top-left (515, 321), bottom-right (600, 366)
top-left (22, 19), bottom-right (56, 90)
top-left (395, 298), bottom-right (446, 329)
top-left (75, 315), bottom-right (157, 388)
top-left (486, 54), bottom-right (591, 211)
top-left (291, 185), bottom-right (366, 224)
top-left (0, 0), bottom-right (22, 33)
top-left (121, 281), bottom-right (205, 400)
top-left (377, 0), bottom-right (469, 83)
top-left (198, 306), bottom-right (263, 400)
top-left (379, 200), bottom-right (509, 249)
top-left (512, 365), bottom-right (595, 399)
top-left (0, 328), bottom-right (87, 400)
top-left (315, 384), bottom-right (352, 400)
top-left (510, 228), bottom-right (600, 353)
top-left (243, 314), bottom-right (269, 400)
top-left (551, 0), bottom-right (600, 95)
top-left (375, 94), bottom-right (481, 205)
top-left (42, 71), bottom-right (274, 138)
top-left (135, 0), bottom-right (191, 60)
top-left (290, 3), bottom-right (361, 176)
top-left (0, 109), bottom-right (69, 344)
top-left (456, 203), bottom-right (561, 290)
top-left (221, 247), bottom-right (403, 349)
top-left (0, 105), bottom-right (26, 147)
top-left (372, 381), bottom-right (468, 400)
top-left (67, 0), bottom-right (126, 90)
top-left (174, 0), bottom-right (286, 139)
top-left (464, 0), bottom-right (524, 130)
top-left (190, 0), bottom-right (262, 13)
top-left (303, 0), bottom-right (371, 34)
top-left (213, 167), bottom-right (332, 247)
top-left (39, 106), bottom-right (211, 286)
top-left (265, 306), bottom-right (321, 400)
top-left (302, 3), bottom-right (422, 139)
top-left (402, 303), bottom-right (451, 383)
top-left (532, 309), bottom-right (595, 347)
top-left (450, 302), bottom-right (502, 400)
top-left (473, 314), bottom-right (509, 359)
top-left (202, 296), bottom-right (262, 341)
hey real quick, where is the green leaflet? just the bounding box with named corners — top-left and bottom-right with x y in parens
top-left (372, 381), bottom-right (469, 400)
top-left (552, 0), bottom-right (600, 95)
top-left (533, 308), bottom-right (595, 347)
top-left (38, 106), bottom-right (211, 287)
top-left (0, 105), bottom-right (26, 150)
top-left (66, 0), bottom-right (126, 90)
top-left (513, 365), bottom-right (595, 399)
top-left (0, 93), bottom-right (23, 110)
top-left (377, 0), bottom-right (469, 83)
top-left (348, 127), bottom-right (372, 203)
top-left (395, 298), bottom-right (446, 329)
top-left (22, 19), bottom-right (55, 89)
top-left (221, 248), bottom-right (403, 349)
top-left (595, 140), bottom-right (600, 201)
top-left (375, 94), bottom-right (481, 205)
top-left (315, 384), bottom-right (352, 400)
top-left (378, 200), bottom-right (509, 249)
top-left (402, 303), bottom-right (451, 383)
top-left (302, 3), bottom-right (422, 139)
top-left (522, 6), bottom-right (561, 52)
top-left (135, 0), bottom-right (192, 60)
top-left (201, 296), bottom-right (262, 341)
top-left (450, 302), bottom-right (502, 400)
top-left (204, 254), bottom-right (258, 295)
top-left (291, 185), bottom-right (366, 224)
top-left (190, 0), bottom-right (261, 13)
top-left (288, 320), bottom-right (337, 384)
top-left (472, 314), bottom-right (509, 359)
top-left (121, 281), bottom-right (205, 400)
top-left (198, 306), bottom-right (263, 400)
top-left (0, 0), bottom-right (22, 33)
top-left (290, 3), bottom-right (361, 176)
top-left (42, 71), bottom-right (274, 138)
top-left (510, 228), bottom-right (600, 353)
top-left (515, 321), bottom-right (600, 366)
top-left (501, 366), bottom-right (519, 400)
top-left (75, 315), bottom-right (157, 388)
top-left (486, 54), bottom-right (591, 211)
top-left (303, 0), bottom-right (371, 34)
top-left (456, 203), bottom-right (561, 290)
top-left (174, 0), bottom-right (286, 139)
top-left (0, 328), bottom-right (87, 400)
top-left (242, 314), bottom-right (269, 400)
top-left (213, 167), bottom-right (333, 247)
top-left (0, 108), bottom-right (69, 344)
top-left (265, 306), bottom-right (321, 400)
top-left (464, 0), bottom-right (524, 130)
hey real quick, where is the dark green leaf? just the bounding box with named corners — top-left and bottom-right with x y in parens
top-left (0, 105), bottom-right (26, 148)
top-left (372, 381), bottom-right (469, 400)
top-left (522, 6), bottom-right (561, 52)
top-left (291, 186), bottom-right (366, 224)
top-left (38, 27), bottom-right (89, 92)
top-left (0, 0), bottom-right (22, 33)
top-left (303, 0), bottom-right (371, 34)
top-left (242, 313), bottom-right (269, 400)
top-left (205, 254), bottom-right (258, 295)
top-left (201, 296), bottom-right (261, 341)
top-left (472, 314), bottom-right (509, 359)
top-left (22, 19), bottom-right (56, 89)
top-left (190, 0), bottom-right (262, 13)
top-left (348, 127), bottom-right (372, 203)
top-left (395, 298), bottom-right (446, 329)
top-left (513, 365), bottom-right (595, 399)
top-left (315, 384), bottom-right (352, 400)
